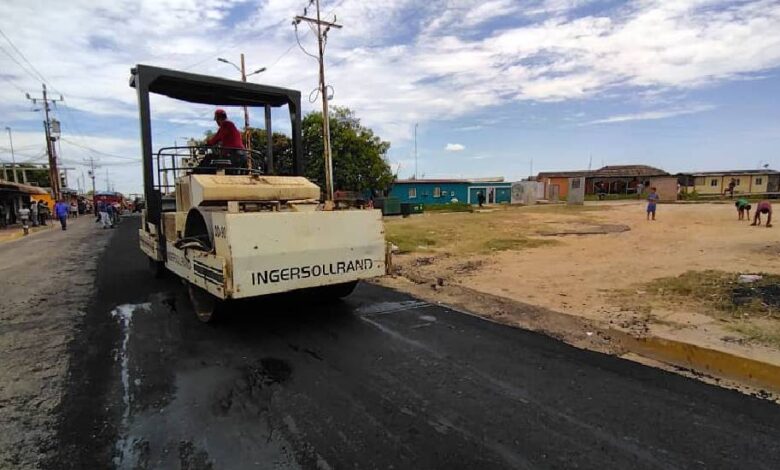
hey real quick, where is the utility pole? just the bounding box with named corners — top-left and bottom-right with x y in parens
top-left (26, 84), bottom-right (63, 199)
top-left (217, 55), bottom-right (266, 158)
top-left (105, 169), bottom-right (110, 191)
top-left (84, 156), bottom-right (98, 204)
top-left (5, 127), bottom-right (18, 183)
top-left (295, 0), bottom-right (342, 204)
top-left (414, 123), bottom-right (418, 180)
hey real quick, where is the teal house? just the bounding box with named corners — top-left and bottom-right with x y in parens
top-left (388, 178), bottom-right (513, 205)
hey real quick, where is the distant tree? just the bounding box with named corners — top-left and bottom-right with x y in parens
top-left (302, 107), bottom-right (393, 193)
top-left (198, 107), bottom-right (393, 193)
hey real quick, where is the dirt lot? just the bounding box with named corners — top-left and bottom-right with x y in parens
top-left (381, 201), bottom-right (780, 370)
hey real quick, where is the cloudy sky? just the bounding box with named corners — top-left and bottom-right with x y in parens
top-left (1, 0), bottom-right (780, 193)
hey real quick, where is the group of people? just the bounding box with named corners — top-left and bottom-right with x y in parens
top-left (735, 198), bottom-right (773, 227)
top-left (95, 200), bottom-right (121, 229)
top-left (15, 199), bottom-right (71, 234)
top-left (646, 188), bottom-right (773, 227)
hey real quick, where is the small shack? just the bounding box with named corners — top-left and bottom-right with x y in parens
top-left (389, 178), bottom-right (513, 205)
top-left (537, 165), bottom-right (669, 199)
top-left (0, 180), bottom-right (50, 226)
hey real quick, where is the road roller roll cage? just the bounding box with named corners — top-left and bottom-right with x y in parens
top-left (130, 64), bottom-right (305, 227)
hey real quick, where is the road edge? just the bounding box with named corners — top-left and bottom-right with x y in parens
top-left (373, 275), bottom-right (780, 400)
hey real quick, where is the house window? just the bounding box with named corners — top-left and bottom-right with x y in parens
top-left (433, 187), bottom-right (442, 198)
top-left (734, 178), bottom-right (741, 186)
top-left (710, 179), bottom-right (718, 187)
top-left (571, 179), bottom-right (581, 189)
top-left (408, 188), bottom-right (416, 198)
top-left (756, 177), bottom-right (763, 185)
top-left (695, 177), bottom-right (705, 186)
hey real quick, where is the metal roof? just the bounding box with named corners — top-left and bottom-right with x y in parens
top-left (129, 64), bottom-right (299, 107)
top-left (686, 169), bottom-right (779, 176)
top-left (394, 177), bottom-right (506, 184)
top-left (591, 165), bottom-right (668, 177)
top-left (537, 165), bottom-right (668, 179)
top-left (0, 180), bottom-right (49, 195)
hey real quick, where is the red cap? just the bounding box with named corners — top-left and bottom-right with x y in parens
top-left (214, 109), bottom-right (227, 119)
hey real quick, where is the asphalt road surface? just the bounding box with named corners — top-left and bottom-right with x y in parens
top-left (48, 217), bottom-right (780, 469)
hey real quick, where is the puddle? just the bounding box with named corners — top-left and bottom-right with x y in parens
top-left (110, 302), bottom-right (151, 469)
top-left (356, 300), bottom-right (429, 315)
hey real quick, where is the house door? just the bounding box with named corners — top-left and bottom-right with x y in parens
top-left (488, 187), bottom-right (495, 203)
top-left (548, 185), bottom-right (560, 201)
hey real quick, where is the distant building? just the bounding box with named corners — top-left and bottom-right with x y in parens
top-left (388, 178), bottom-right (512, 205)
top-left (537, 165), bottom-right (668, 199)
top-left (684, 170), bottom-right (780, 195)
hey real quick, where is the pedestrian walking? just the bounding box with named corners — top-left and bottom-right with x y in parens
top-left (29, 199), bottom-right (38, 227)
top-left (37, 200), bottom-right (48, 226)
top-left (54, 199), bottom-right (70, 230)
top-left (70, 201), bottom-right (78, 218)
top-left (18, 204), bottom-right (30, 236)
top-left (112, 202), bottom-right (121, 226)
top-left (477, 191), bottom-right (486, 208)
top-left (98, 200), bottom-right (111, 229)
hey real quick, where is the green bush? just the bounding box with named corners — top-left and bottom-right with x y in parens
top-left (423, 202), bottom-right (473, 213)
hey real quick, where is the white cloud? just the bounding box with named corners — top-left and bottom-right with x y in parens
top-left (585, 103), bottom-right (716, 125)
top-left (445, 143), bottom-right (465, 151)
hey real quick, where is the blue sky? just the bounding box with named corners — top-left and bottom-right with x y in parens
top-left (1, 0), bottom-right (779, 193)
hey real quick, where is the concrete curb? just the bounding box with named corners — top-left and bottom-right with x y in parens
top-left (610, 330), bottom-right (780, 394)
top-left (0, 224), bottom-right (56, 245)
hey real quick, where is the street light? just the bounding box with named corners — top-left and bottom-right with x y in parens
top-left (217, 54), bottom-right (267, 154)
top-left (217, 57), bottom-right (241, 73)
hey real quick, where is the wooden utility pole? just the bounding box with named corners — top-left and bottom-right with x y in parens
top-left (295, 0), bottom-right (342, 203)
top-left (240, 53), bottom-right (251, 155)
top-left (26, 84), bottom-right (63, 199)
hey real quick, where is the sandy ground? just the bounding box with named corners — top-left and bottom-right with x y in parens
top-left (383, 202), bottom-right (780, 367)
top-left (0, 216), bottom-right (111, 468)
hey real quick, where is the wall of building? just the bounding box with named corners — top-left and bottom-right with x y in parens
top-left (469, 185), bottom-right (512, 204)
top-left (389, 182), bottom-right (469, 204)
top-left (648, 177), bottom-right (678, 202)
top-left (389, 182), bottom-right (513, 205)
top-left (693, 174), bottom-right (772, 195)
top-left (542, 177), bottom-right (569, 199)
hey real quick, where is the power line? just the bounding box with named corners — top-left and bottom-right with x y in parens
top-left (294, 0), bottom-right (342, 203)
top-left (60, 137), bottom-right (137, 160)
top-left (0, 44), bottom-right (40, 83)
top-left (0, 28), bottom-right (49, 84)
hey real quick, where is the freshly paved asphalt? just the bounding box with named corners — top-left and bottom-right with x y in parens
top-left (49, 217), bottom-right (780, 469)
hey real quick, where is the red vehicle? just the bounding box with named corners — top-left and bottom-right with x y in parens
top-left (93, 191), bottom-right (125, 210)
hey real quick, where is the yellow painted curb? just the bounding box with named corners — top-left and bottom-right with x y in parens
top-left (610, 329), bottom-right (780, 394)
top-left (0, 225), bottom-right (54, 244)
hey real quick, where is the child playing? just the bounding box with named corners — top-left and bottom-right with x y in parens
top-left (751, 200), bottom-right (772, 227)
top-left (735, 198), bottom-right (751, 221)
top-left (646, 187), bottom-right (659, 221)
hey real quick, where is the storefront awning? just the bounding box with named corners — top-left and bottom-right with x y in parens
top-left (0, 180), bottom-right (50, 195)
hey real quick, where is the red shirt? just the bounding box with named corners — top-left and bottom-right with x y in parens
top-left (206, 120), bottom-right (244, 149)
